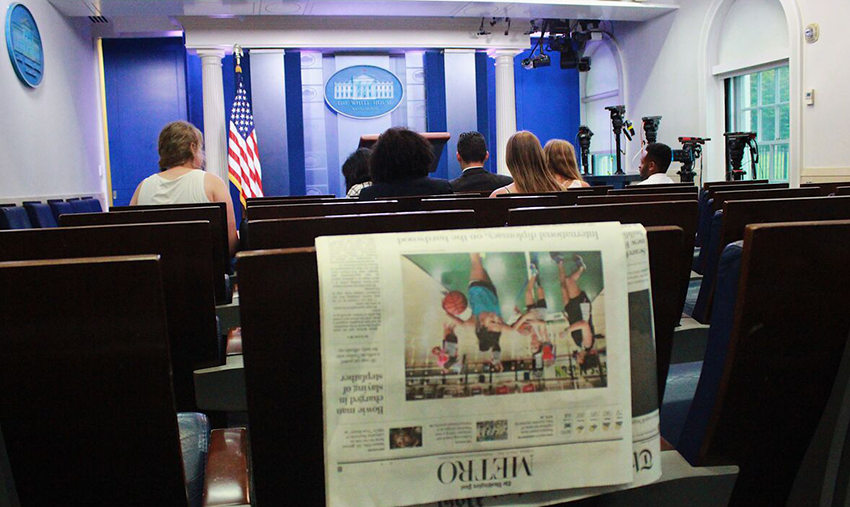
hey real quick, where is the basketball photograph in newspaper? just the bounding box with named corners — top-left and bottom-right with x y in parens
top-left (402, 251), bottom-right (607, 401)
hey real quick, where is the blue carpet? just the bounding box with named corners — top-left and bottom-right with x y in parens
top-left (661, 361), bottom-right (703, 446)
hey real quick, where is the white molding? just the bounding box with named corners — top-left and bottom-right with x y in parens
top-left (711, 53), bottom-right (789, 77)
top-left (582, 90), bottom-right (619, 103)
top-left (698, 0), bottom-right (802, 186)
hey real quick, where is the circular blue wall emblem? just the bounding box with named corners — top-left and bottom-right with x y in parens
top-left (5, 3), bottom-right (44, 88)
top-left (325, 65), bottom-right (404, 119)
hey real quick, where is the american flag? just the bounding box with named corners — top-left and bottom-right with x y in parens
top-left (227, 68), bottom-right (263, 208)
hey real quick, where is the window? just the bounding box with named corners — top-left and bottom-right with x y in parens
top-left (727, 65), bottom-right (790, 181)
top-left (591, 153), bottom-right (616, 176)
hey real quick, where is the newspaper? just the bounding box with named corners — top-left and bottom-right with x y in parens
top-left (317, 223), bottom-right (638, 507)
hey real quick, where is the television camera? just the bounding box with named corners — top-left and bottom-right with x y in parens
top-left (724, 132), bottom-right (759, 181)
top-left (672, 137), bottom-right (710, 183)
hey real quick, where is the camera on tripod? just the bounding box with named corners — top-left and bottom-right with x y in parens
top-left (641, 116), bottom-right (662, 144)
top-left (671, 136), bottom-right (710, 183)
top-left (724, 132), bottom-right (759, 181)
top-left (576, 125), bottom-right (594, 175)
top-left (605, 105), bottom-right (631, 174)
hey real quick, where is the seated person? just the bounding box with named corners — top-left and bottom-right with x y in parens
top-left (490, 131), bottom-right (563, 196)
top-left (342, 148), bottom-right (372, 197)
top-left (449, 131), bottom-right (513, 193)
top-left (130, 121), bottom-right (239, 256)
top-left (544, 139), bottom-right (590, 189)
top-left (636, 142), bottom-right (674, 185)
top-left (358, 128), bottom-right (453, 199)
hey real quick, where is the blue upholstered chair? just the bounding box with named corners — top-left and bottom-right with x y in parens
top-left (675, 241), bottom-right (743, 462)
top-left (48, 200), bottom-right (74, 223)
top-left (692, 197), bottom-right (715, 273)
top-left (23, 202), bottom-right (58, 228)
top-left (0, 206), bottom-right (32, 230)
top-left (691, 210), bottom-right (725, 323)
top-left (81, 197), bottom-right (103, 212)
top-left (68, 198), bottom-right (91, 213)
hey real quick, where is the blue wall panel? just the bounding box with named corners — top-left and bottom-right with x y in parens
top-left (284, 51), bottom-right (307, 196)
top-left (487, 55), bottom-right (498, 173)
top-left (514, 44), bottom-right (581, 148)
top-left (424, 51), bottom-right (448, 180)
top-left (103, 38), bottom-right (188, 206)
top-left (250, 52), bottom-right (290, 197)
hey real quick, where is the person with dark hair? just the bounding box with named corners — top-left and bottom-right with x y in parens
top-left (637, 142), bottom-right (674, 185)
top-left (130, 121), bottom-right (238, 256)
top-left (358, 127), bottom-right (453, 199)
top-left (449, 131), bottom-right (513, 193)
top-left (342, 148), bottom-right (372, 197)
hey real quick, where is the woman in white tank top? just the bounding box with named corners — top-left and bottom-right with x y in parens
top-left (543, 139), bottom-right (590, 190)
top-left (129, 121), bottom-right (239, 256)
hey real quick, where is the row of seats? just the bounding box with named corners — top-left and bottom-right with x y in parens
top-left (0, 197), bottom-right (103, 230)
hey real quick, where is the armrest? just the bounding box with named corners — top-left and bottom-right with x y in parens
top-left (203, 428), bottom-right (250, 507)
top-left (226, 327), bottom-right (242, 356)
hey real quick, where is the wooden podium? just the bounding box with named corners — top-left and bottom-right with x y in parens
top-left (359, 132), bottom-right (450, 173)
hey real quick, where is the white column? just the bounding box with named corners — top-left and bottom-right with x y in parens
top-left (490, 49), bottom-right (522, 176)
top-left (197, 49), bottom-right (228, 181)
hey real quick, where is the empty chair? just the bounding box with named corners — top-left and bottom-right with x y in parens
top-left (0, 207), bottom-right (32, 230)
top-left (23, 202), bottom-right (57, 228)
top-left (67, 197), bottom-right (92, 213)
top-left (0, 254), bottom-right (248, 507)
top-left (48, 199), bottom-right (75, 222)
top-left (81, 197), bottom-right (103, 212)
top-left (0, 222), bottom-right (220, 411)
top-left (678, 220), bottom-right (850, 506)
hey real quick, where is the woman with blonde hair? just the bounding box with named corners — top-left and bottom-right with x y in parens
top-left (544, 139), bottom-right (589, 189)
top-left (490, 131), bottom-right (562, 196)
top-left (130, 120), bottom-right (239, 256)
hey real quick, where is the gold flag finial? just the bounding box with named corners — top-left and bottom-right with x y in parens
top-left (234, 44), bottom-right (243, 73)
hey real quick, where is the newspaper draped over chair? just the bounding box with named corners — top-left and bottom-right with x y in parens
top-left (315, 223), bottom-right (661, 507)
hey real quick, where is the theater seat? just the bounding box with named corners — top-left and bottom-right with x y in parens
top-left (178, 412), bottom-right (211, 507)
top-left (676, 241), bottom-right (743, 464)
top-left (691, 210), bottom-right (724, 322)
top-left (68, 198), bottom-right (91, 213)
top-left (81, 197), bottom-right (103, 212)
top-left (48, 200), bottom-right (74, 222)
top-left (0, 206), bottom-right (32, 230)
top-left (693, 198), bottom-right (715, 273)
top-left (23, 202), bottom-right (58, 228)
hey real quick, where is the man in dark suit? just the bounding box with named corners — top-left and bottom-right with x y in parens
top-left (449, 131), bottom-right (513, 193)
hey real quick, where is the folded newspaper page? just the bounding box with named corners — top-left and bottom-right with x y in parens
top-left (409, 224), bottom-right (662, 507)
top-left (317, 223), bottom-right (635, 507)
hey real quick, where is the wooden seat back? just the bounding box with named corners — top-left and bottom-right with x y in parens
top-left (0, 255), bottom-right (188, 507)
top-left (245, 200), bottom-right (405, 220)
top-left (0, 222), bottom-right (219, 410)
top-left (577, 193), bottom-right (697, 205)
top-left (702, 179), bottom-right (768, 190)
top-left (839, 186), bottom-right (850, 196)
top-left (582, 185), bottom-right (613, 195)
top-left (244, 210), bottom-right (476, 250)
top-left (705, 182), bottom-right (787, 201)
top-left (235, 224), bottom-right (683, 506)
top-left (496, 189), bottom-right (595, 206)
top-left (610, 185), bottom-right (698, 195)
top-left (63, 206), bottom-right (229, 305)
top-left (721, 196), bottom-right (850, 247)
top-left (802, 181), bottom-right (850, 196)
top-left (420, 195), bottom-right (559, 227)
top-left (697, 220), bottom-right (850, 506)
top-left (710, 187), bottom-right (820, 211)
top-left (247, 194), bottom-right (335, 204)
top-left (246, 197), bottom-right (348, 207)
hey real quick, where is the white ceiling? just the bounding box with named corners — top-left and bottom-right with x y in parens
top-left (49, 0), bottom-right (677, 21)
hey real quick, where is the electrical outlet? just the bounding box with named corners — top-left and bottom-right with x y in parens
top-left (805, 89), bottom-right (815, 106)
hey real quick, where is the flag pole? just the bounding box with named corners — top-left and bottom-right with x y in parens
top-left (234, 44), bottom-right (243, 74)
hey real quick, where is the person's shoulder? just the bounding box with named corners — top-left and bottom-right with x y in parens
top-left (489, 185), bottom-right (510, 198)
top-left (494, 173), bottom-right (514, 184)
top-left (580, 180), bottom-right (591, 188)
top-left (425, 176), bottom-right (454, 193)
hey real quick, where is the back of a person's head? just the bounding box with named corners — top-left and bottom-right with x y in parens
top-left (158, 121), bottom-right (204, 171)
top-left (370, 127), bottom-right (434, 183)
top-left (645, 143), bottom-right (673, 173)
top-left (544, 139), bottom-right (583, 182)
top-left (342, 148), bottom-right (372, 190)
top-left (506, 131), bottom-right (562, 193)
top-left (457, 131), bottom-right (487, 164)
